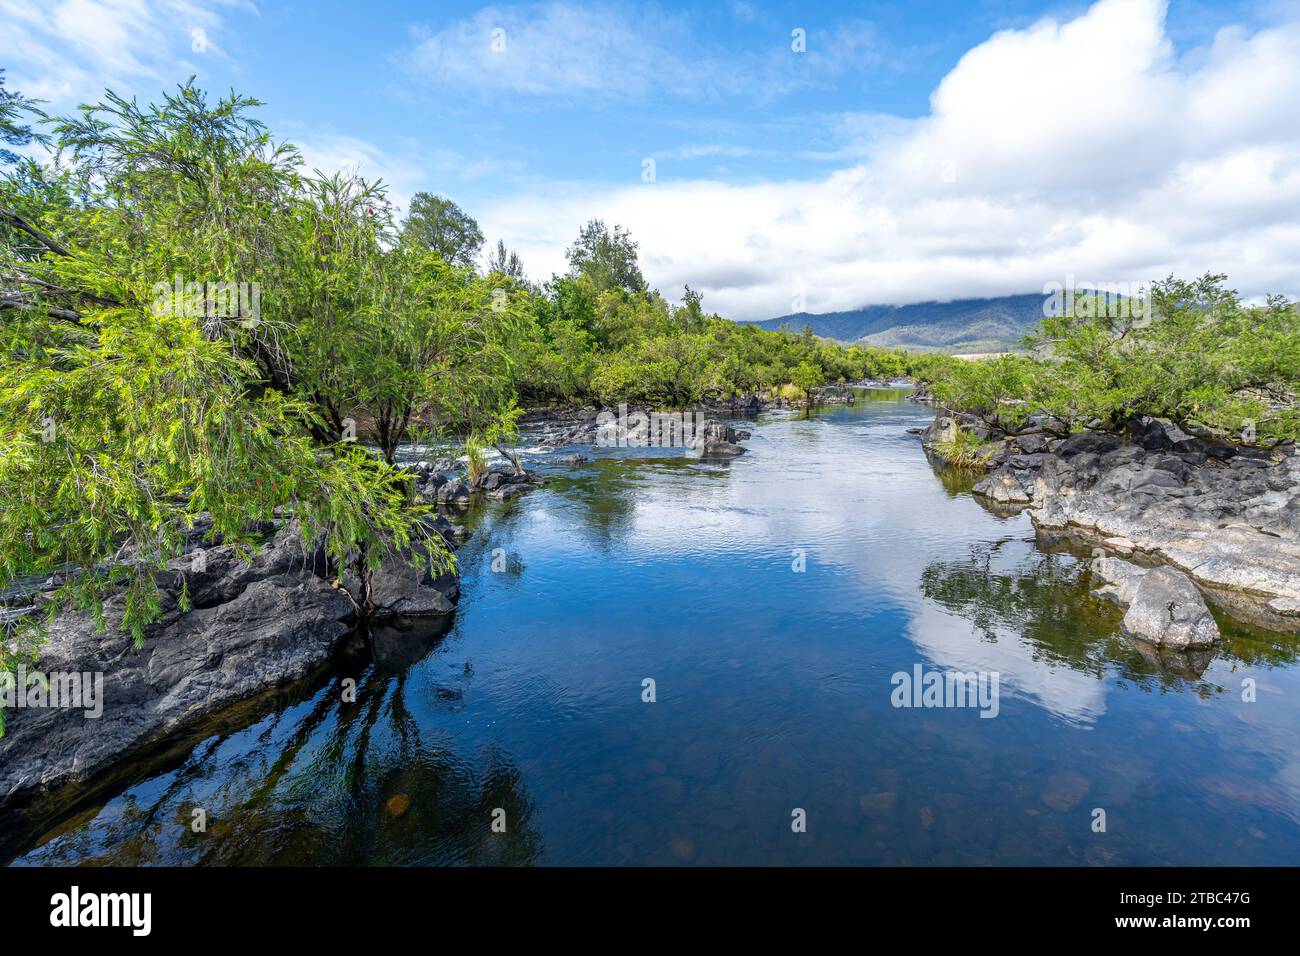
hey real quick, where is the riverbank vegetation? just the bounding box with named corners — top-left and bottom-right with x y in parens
top-left (515, 244), bottom-right (928, 407)
top-left (926, 275), bottom-right (1299, 449)
top-left (5, 77), bottom-right (1294, 663)
top-left (0, 80), bottom-right (922, 653)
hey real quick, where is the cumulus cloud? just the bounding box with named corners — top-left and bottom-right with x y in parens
top-left (475, 0), bottom-right (1300, 319)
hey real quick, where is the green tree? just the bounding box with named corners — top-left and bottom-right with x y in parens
top-left (401, 192), bottom-right (484, 267)
top-left (486, 238), bottom-right (527, 284)
top-left (566, 219), bottom-right (646, 294)
top-left (0, 82), bottom-right (486, 661)
top-left (791, 361), bottom-right (824, 409)
top-left (931, 274), bottom-right (1299, 446)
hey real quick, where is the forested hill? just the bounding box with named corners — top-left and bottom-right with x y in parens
top-left (748, 293), bottom-right (1047, 352)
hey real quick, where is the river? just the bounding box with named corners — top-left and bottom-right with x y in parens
top-left (5, 387), bottom-right (1300, 865)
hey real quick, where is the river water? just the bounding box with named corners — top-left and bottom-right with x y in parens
top-left (6, 388), bottom-right (1300, 865)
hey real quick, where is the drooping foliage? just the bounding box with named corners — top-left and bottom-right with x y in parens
top-left (0, 81), bottom-right (526, 657)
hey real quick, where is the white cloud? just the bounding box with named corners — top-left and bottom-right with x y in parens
top-left (475, 0), bottom-right (1300, 319)
top-left (293, 132), bottom-right (524, 222)
top-left (0, 0), bottom-right (249, 107)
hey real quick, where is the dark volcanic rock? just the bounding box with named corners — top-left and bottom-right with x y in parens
top-left (702, 440), bottom-right (746, 458)
top-left (972, 466), bottom-right (1033, 505)
top-left (435, 477), bottom-right (470, 506)
top-left (938, 409), bottom-right (1300, 631)
top-left (1057, 430), bottom-right (1123, 457)
top-left (340, 515), bottom-right (464, 617)
top-left (699, 419), bottom-right (746, 458)
top-left (0, 520), bottom-right (463, 807)
top-left (0, 559), bottom-right (353, 804)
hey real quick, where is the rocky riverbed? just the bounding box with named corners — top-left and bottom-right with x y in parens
top-left (921, 413), bottom-right (1300, 636)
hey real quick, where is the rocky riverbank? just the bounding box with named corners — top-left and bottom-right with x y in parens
top-left (0, 516), bottom-right (465, 807)
top-left (405, 457), bottom-right (546, 505)
top-left (921, 413), bottom-right (1300, 635)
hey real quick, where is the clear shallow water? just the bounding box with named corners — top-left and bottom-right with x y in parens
top-left (6, 389), bottom-right (1300, 865)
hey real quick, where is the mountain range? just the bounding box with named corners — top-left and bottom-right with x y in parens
top-left (748, 293), bottom-right (1047, 353)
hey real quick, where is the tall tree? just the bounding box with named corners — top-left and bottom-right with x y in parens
top-left (0, 82), bottom-right (479, 649)
top-left (565, 219), bottom-right (646, 295)
top-left (400, 192), bottom-right (484, 267)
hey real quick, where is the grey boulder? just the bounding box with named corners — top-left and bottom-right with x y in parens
top-left (1120, 565), bottom-right (1221, 649)
top-left (972, 467), bottom-right (1033, 505)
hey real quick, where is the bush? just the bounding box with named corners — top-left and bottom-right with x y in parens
top-left (934, 428), bottom-right (995, 471)
top-left (930, 275), bottom-right (1299, 446)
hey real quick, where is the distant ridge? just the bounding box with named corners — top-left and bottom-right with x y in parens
top-left (747, 293), bottom-right (1046, 352)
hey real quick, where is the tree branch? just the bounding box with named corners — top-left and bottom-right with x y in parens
top-left (0, 207), bottom-right (72, 258)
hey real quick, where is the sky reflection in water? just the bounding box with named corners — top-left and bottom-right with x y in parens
top-left (6, 390), bottom-right (1300, 865)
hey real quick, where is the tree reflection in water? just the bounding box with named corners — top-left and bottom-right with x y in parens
top-left (919, 535), bottom-right (1296, 691)
top-left (6, 616), bottom-right (543, 866)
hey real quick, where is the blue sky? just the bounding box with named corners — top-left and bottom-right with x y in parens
top-left (2, 0), bottom-right (1298, 318)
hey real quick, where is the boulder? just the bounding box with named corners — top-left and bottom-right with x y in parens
top-left (436, 477), bottom-right (470, 506)
top-left (1120, 566), bottom-right (1220, 649)
top-left (346, 555), bottom-right (458, 616)
top-left (1126, 415), bottom-right (1189, 451)
top-left (1057, 430), bottom-right (1123, 457)
top-left (702, 440), bottom-right (746, 458)
top-left (0, 563), bottom-right (354, 804)
top-left (972, 467), bottom-right (1033, 505)
top-left (340, 516), bottom-right (463, 617)
top-left (699, 419), bottom-right (739, 445)
top-left (1011, 431), bottom-right (1050, 454)
top-left (925, 416), bottom-right (959, 446)
top-left (1089, 556), bottom-right (1148, 608)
